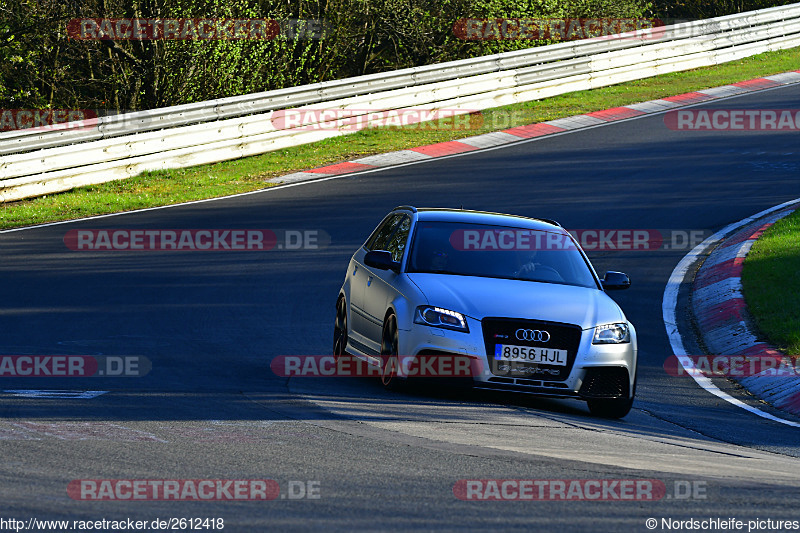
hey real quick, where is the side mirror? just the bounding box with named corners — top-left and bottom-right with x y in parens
top-left (602, 271), bottom-right (631, 291)
top-left (364, 250), bottom-right (400, 274)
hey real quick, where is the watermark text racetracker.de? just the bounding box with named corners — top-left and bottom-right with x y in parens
top-left (270, 108), bottom-right (482, 132)
top-left (67, 479), bottom-right (320, 501)
top-left (454, 479), bottom-right (708, 501)
top-left (0, 355), bottom-right (149, 377)
top-left (64, 229), bottom-right (327, 251)
top-left (67, 18), bottom-right (330, 40)
top-left (0, 109), bottom-right (98, 132)
top-left (449, 228), bottom-right (710, 252)
top-left (453, 18), bottom-right (665, 41)
top-left (271, 354), bottom-right (480, 378)
top-left (664, 354), bottom-right (800, 378)
top-left (665, 109), bottom-right (800, 131)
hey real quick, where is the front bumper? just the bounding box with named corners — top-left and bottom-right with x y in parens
top-left (397, 316), bottom-right (637, 399)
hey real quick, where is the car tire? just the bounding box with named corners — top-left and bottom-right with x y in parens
top-left (380, 314), bottom-right (405, 391)
top-left (587, 397), bottom-right (633, 419)
top-left (333, 297), bottom-right (348, 360)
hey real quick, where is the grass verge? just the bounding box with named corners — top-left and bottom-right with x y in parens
top-left (741, 208), bottom-right (800, 355)
top-left (1, 46), bottom-right (799, 230)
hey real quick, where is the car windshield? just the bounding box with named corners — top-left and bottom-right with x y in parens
top-left (407, 221), bottom-right (598, 288)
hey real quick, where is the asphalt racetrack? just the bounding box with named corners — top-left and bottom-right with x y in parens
top-left (1, 83), bottom-right (799, 532)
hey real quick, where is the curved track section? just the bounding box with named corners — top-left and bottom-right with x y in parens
top-left (1, 83), bottom-right (799, 531)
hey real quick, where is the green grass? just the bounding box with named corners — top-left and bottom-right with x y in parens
top-left (2, 46), bottom-right (799, 229)
top-left (742, 209), bottom-right (800, 355)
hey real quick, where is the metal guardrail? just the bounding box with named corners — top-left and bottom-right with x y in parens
top-left (1, 3), bottom-right (799, 201)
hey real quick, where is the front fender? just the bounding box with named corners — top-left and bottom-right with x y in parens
top-left (388, 274), bottom-right (427, 332)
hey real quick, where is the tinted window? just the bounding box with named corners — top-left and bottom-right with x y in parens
top-left (385, 215), bottom-right (411, 262)
top-left (365, 214), bottom-right (403, 251)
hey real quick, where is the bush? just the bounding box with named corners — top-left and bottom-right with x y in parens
top-left (5, 0), bottom-right (785, 112)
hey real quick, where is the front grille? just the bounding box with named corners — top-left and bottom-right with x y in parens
top-left (481, 317), bottom-right (582, 382)
top-left (578, 367), bottom-right (630, 398)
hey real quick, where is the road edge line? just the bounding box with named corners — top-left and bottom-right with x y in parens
top-left (662, 198), bottom-right (800, 427)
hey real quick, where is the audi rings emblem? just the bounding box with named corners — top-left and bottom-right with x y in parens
top-left (515, 329), bottom-right (550, 342)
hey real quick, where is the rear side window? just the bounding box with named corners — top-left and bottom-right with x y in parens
top-left (365, 214), bottom-right (403, 251)
top-left (385, 216), bottom-right (411, 262)
top-left (365, 213), bottom-right (411, 262)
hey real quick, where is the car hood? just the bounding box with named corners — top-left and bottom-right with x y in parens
top-left (406, 273), bottom-right (624, 329)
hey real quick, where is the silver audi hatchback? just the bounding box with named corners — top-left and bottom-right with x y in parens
top-left (334, 206), bottom-right (637, 418)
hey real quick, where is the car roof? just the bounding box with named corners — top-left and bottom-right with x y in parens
top-left (393, 206), bottom-right (566, 233)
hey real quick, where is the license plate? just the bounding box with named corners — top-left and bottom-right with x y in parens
top-left (494, 344), bottom-right (567, 366)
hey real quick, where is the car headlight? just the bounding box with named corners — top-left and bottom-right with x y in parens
top-left (592, 323), bottom-right (630, 344)
top-left (414, 306), bottom-right (469, 332)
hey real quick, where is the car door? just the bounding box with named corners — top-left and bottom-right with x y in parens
top-left (362, 214), bottom-right (411, 347)
top-left (348, 214), bottom-right (404, 351)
